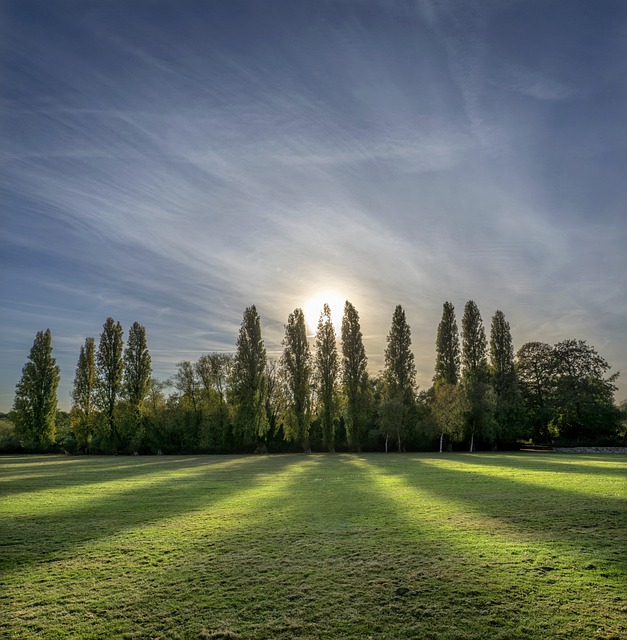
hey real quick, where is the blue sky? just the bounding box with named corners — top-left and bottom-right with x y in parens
top-left (1, 0), bottom-right (626, 411)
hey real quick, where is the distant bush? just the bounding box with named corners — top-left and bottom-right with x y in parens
top-left (0, 416), bottom-right (23, 453)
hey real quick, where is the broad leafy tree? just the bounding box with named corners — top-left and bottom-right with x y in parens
top-left (434, 301), bottom-right (460, 385)
top-left (383, 305), bottom-right (417, 451)
top-left (13, 329), bottom-right (60, 451)
top-left (515, 341), bottom-right (555, 441)
top-left (231, 305), bottom-right (268, 448)
top-left (431, 381), bottom-right (466, 452)
top-left (315, 304), bottom-right (339, 452)
top-left (341, 301), bottom-right (369, 451)
top-left (550, 339), bottom-right (620, 441)
top-left (70, 337), bottom-right (97, 452)
top-left (96, 318), bottom-right (124, 448)
top-left (516, 339), bottom-right (620, 442)
top-left (281, 308), bottom-right (312, 452)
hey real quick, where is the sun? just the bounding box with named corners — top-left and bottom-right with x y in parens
top-left (303, 291), bottom-right (345, 336)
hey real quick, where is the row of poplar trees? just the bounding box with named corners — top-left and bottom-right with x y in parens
top-left (11, 300), bottom-right (622, 453)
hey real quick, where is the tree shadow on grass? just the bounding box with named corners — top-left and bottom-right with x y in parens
top-left (0, 455), bottom-right (310, 576)
top-left (442, 452), bottom-right (627, 477)
top-left (0, 454), bottom-right (252, 498)
top-left (363, 454), bottom-right (627, 565)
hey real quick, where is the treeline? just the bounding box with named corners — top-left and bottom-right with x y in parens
top-left (7, 301), bottom-right (625, 454)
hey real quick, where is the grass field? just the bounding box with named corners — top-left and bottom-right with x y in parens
top-left (1, 453), bottom-right (625, 639)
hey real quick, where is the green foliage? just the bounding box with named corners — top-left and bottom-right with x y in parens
top-left (341, 301), bottom-right (369, 451)
top-left (0, 414), bottom-right (21, 453)
top-left (382, 306), bottom-right (417, 451)
top-left (383, 305), bottom-right (416, 400)
top-left (231, 306), bottom-right (268, 447)
top-left (461, 300), bottom-right (488, 382)
top-left (95, 318), bottom-right (124, 448)
top-left (431, 381), bottom-right (466, 451)
top-left (314, 304), bottom-right (339, 452)
top-left (70, 337), bottom-right (97, 452)
top-left (123, 322), bottom-right (152, 410)
top-left (434, 301), bottom-right (460, 385)
top-left (489, 310), bottom-right (524, 443)
top-left (516, 339), bottom-right (620, 443)
top-left (12, 329), bottom-right (60, 451)
top-left (281, 308), bottom-right (312, 451)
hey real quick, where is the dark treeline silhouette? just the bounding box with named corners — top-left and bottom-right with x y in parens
top-left (6, 301), bottom-right (625, 454)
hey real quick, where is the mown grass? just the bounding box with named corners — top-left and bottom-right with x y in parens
top-left (0, 453), bottom-right (625, 639)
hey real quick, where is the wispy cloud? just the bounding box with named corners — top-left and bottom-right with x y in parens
top-left (1, 0), bottom-right (626, 409)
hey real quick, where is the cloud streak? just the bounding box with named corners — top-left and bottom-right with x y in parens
top-left (1, 0), bottom-right (626, 409)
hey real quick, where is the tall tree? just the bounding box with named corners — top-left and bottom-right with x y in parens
top-left (489, 310), bottom-right (523, 442)
top-left (461, 300), bottom-right (488, 382)
top-left (461, 301), bottom-right (490, 451)
top-left (96, 317), bottom-right (124, 447)
top-left (315, 303), bottom-right (339, 452)
top-left (232, 305), bottom-right (268, 447)
top-left (124, 322), bottom-right (152, 410)
top-left (123, 322), bottom-right (152, 448)
top-left (70, 337), bottom-right (97, 452)
top-left (434, 301), bottom-right (460, 385)
top-left (13, 329), bottom-right (60, 451)
top-left (383, 305), bottom-right (417, 451)
top-left (341, 300), bottom-right (369, 451)
top-left (281, 308), bottom-right (312, 452)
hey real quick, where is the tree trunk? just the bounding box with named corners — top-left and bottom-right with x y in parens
top-left (384, 434), bottom-right (388, 453)
top-left (439, 432), bottom-right (444, 453)
top-left (469, 432), bottom-right (475, 453)
top-left (397, 433), bottom-right (402, 453)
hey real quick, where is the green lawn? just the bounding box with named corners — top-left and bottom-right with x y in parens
top-left (1, 453), bottom-right (625, 639)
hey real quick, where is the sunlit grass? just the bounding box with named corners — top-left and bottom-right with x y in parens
top-left (0, 453), bottom-right (625, 639)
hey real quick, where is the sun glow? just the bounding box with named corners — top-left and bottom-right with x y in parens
top-left (303, 291), bottom-right (345, 336)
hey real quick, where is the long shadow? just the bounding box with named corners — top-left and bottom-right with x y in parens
top-left (96, 453), bottom-right (496, 639)
top-left (444, 451), bottom-right (627, 477)
top-left (0, 454), bottom-right (247, 498)
top-left (363, 454), bottom-right (627, 563)
top-left (94, 453), bottom-right (626, 639)
top-left (0, 454), bottom-right (310, 577)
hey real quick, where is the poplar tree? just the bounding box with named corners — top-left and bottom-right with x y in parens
top-left (232, 305), bottom-right (268, 447)
top-left (341, 300), bottom-right (368, 451)
top-left (124, 322), bottom-right (152, 410)
top-left (315, 303), bottom-right (339, 452)
top-left (71, 337), bottom-right (97, 452)
top-left (281, 308), bottom-right (312, 452)
top-left (123, 322), bottom-right (152, 446)
top-left (489, 310), bottom-right (522, 442)
top-left (461, 301), bottom-right (493, 451)
top-left (13, 329), bottom-right (60, 451)
top-left (489, 310), bottom-right (515, 395)
top-left (461, 300), bottom-right (488, 381)
top-left (434, 301), bottom-right (460, 385)
top-left (96, 317), bottom-right (124, 447)
top-left (383, 305), bottom-right (416, 451)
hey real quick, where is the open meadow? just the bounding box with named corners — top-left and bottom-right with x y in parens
top-left (1, 453), bottom-right (625, 639)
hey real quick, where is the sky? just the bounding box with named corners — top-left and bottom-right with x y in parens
top-left (1, 0), bottom-right (626, 412)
